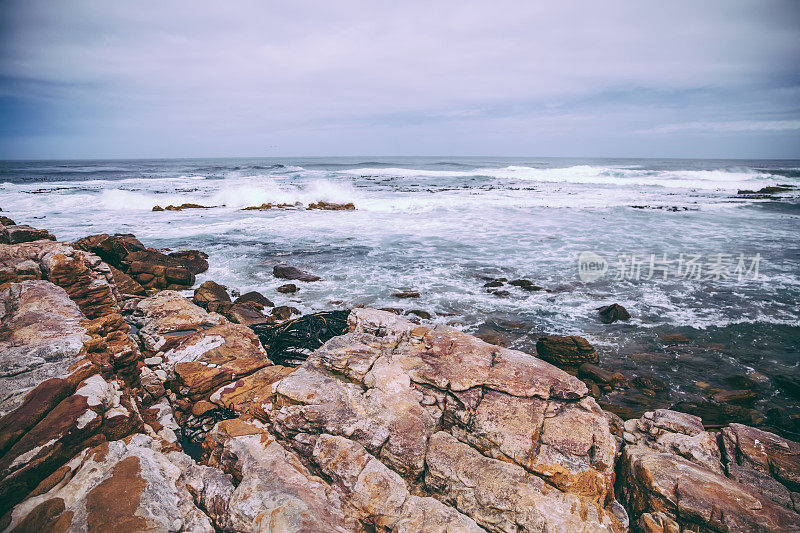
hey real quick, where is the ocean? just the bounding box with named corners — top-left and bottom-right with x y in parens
top-left (2, 157), bottom-right (799, 428)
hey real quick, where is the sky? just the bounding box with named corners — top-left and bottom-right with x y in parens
top-left (1, 0), bottom-right (799, 159)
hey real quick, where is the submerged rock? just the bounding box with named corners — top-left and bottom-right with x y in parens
top-left (273, 264), bottom-right (321, 282)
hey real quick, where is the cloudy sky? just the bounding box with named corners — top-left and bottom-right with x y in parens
top-left (1, 1), bottom-right (799, 159)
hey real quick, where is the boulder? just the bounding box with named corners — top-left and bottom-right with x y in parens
top-left (0, 280), bottom-right (88, 415)
top-left (0, 216), bottom-right (16, 226)
top-left (192, 280), bottom-right (231, 313)
top-left (126, 249), bottom-right (195, 290)
top-left (226, 301), bottom-right (271, 326)
top-left (2, 435), bottom-right (217, 532)
top-left (536, 335), bottom-right (599, 366)
top-left (203, 419), bottom-right (365, 532)
top-left (0, 224), bottom-right (55, 244)
top-left (721, 423), bottom-right (800, 510)
top-left (0, 373), bottom-right (142, 516)
top-left (108, 265), bottom-right (146, 296)
top-left (0, 257), bottom-right (41, 288)
top-left (619, 445), bottom-right (800, 532)
top-left (622, 409), bottom-right (722, 473)
top-left (168, 249), bottom-right (209, 274)
top-left (277, 283), bottom-right (298, 293)
top-left (74, 233), bottom-right (145, 268)
top-left (598, 303), bottom-right (631, 324)
top-left (208, 365), bottom-right (295, 417)
top-left (273, 264), bottom-right (321, 282)
top-left (266, 309), bottom-right (620, 528)
top-left (233, 290), bottom-right (274, 308)
top-left (271, 305), bottom-right (301, 321)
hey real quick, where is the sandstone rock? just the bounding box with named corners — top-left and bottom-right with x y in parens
top-left (0, 373), bottom-right (142, 516)
top-left (108, 264), bottom-right (146, 296)
top-left (722, 423), bottom-right (800, 510)
top-left (268, 308), bottom-right (618, 525)
top-left (0, 224), bottom-right (55, 244)
top-left (0, 240), bottom-right (123, 319)
top-left (536, 335), bottom-right (599, 366)
top-left (0, 216), bottom-right (15, 226)
top-left (598, 303), bottom-right (631, 323)
top-left (0, 281), bottom-right (88, 415)
top-left (74, 233), bottom-right (145, 267)
top-left (619, 444), bottom-right (800, 532)
top-left (204, 419), bottom-right (365, 532)
top-left (234, 290), bottom-right (274, 308)
top-left (134, 290), bottom-right (226, 353)
top-left (273, 264), bottom-right (321, 282)
top-left (126, 248), bottom-right (195, 290)
top-left (622, 409), bottom-right (722, 473)
top-left (168, 249), bottom-right (209, 274)
top-left (307, 201), bottom-right (356, 210)
top-left (426, 431), bottom-right (619, 532)
top-left (0, 258), bottom-right (41, 288)
top-left (209, 365), bottom-right (294, 417)
top-left (3, 434), bottom-right (215, 532)
top-left (192, 280), bottom-right (231, 312)
top-left (227, 301), bottom-right (271, 326)
top-left (271, 305), bottom-right (301, 321)
top-left (277, 283), bottom-right (298, 293)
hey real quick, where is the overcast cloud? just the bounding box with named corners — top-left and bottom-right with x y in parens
top-left (1, 0), bottom-right (799, 159)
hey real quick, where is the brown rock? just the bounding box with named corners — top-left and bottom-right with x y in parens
top-left (622, 409), bottom-right (723, 473)
top-left (192, 280), bottom-right (231, 310)
top-left (74, 233), bottom-right (145, 268)
top-left (108, 265), bottom-right (145, 296)
top-left (307, 201), bottom-right (355, 210)
top-left (392, 290), bottom-right (420, 298)
top-left (167, 249), bottom-right (209, 274)
top-left (536, 335), bottom-right (599, 366)
top-left (597, 303), bottom-right (631, 323)
top-left (578, 363), bottom-right (625, 385)
top-left (276, 283), bottom-right (297, 293)
top-left (0, 216), bottom-right (16, 226)
top-left (722, 423), bottom-right (800, 508)
top-left (3, 435), bottom-right (216, 532)
top-left (233, 290), bottom-right (274, 308)
top-left (273, 264), bottom-right (321, 282)
top-left (659, 333), bottom-right (691, 344)
top-left (0, 225), bottom-right (56, 244)
top-left (271, 305), bottom-right (300, 321)
top-left (619, 445), bottom-right (800, 532)
top-left (227, 301), bottom-right (272, 326)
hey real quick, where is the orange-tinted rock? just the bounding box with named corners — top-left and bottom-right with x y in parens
top-left (0, 224), bottom-right (56, 244)
top-left (4, 435), bottom-right (217, 532)
top-left (535, 335), bottom-right (599, 366)
top-left (619, 444), bottom-right (800, 532)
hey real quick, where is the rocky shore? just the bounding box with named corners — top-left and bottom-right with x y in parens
top-left (0, 219), bottom-right (798, 532)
